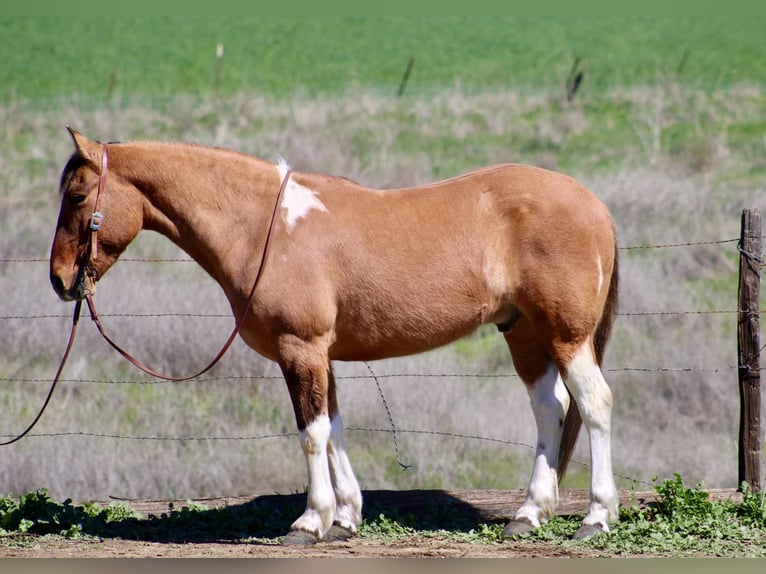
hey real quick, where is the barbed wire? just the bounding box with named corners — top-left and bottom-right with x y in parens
top-left (0, 234), bottom-right (755, 493)
top-left (0, 365), bottom-right (743, 387)
top-left (621, 310), bottom-right (762, 318)
top-left (0, 427), bottom-right (655, 486)
top-left (2, 309), bottom-right (761, 321)
top-left (1, 235), bottom-right (759, 265)
top-left (0, 362), bottom-right (743, 490)
top-left (0, 313), bottom-right (232, 320)
top-left (618, 238), bottom-right (740, 250)
top-left (0, 257), bottom-right (195, 263)
top-left (364, 362), bottom-right (411, 470)
top-left (2, 235), bottom-right (760, 321)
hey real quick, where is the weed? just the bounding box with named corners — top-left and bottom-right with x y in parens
top-left (739, 482), bottom-right (766, 528)
top-left (360, 476), bottom-right (766, 556)
top-left (496, 475), bottom-right (766, 557)
top-left (0, 489), bottom-right (137, 539)
top-left (584, 475), bottom-right (766, 557)
top-left (359, 513), bottom-right (416, 541)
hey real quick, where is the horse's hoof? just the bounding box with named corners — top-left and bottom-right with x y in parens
top-left (502, 518), bottom-right (535, 538)
top-left (282, 529), bottom-right (320, 546)
top-left (572, 523), bottom-right (607, 540)
top-left (322, 524), bottom-right (355, 542)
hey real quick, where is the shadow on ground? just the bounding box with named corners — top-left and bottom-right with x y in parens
top-left (1, 489), bottom-right (499, 543)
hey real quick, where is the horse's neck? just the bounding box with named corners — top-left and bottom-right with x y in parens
top-left (122, 143), bottom-right (278, 291)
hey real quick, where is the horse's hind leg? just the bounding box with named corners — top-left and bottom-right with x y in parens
top-left (323, 367), bottom-right (363, 541)
top-left (503, 321), bottom-right (618, 538)
top-left (503, 320), bottom-right (569, 535)
top-left (560, 340), bottom-right (618, 537)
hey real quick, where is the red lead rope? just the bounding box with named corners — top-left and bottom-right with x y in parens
top-left (83, 167), bottom-right (291, 381)
top-left (0, 300), bottom-right (83, 446)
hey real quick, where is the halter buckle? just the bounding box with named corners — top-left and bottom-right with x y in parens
top-left (90, 211), bottom-right (104, 231)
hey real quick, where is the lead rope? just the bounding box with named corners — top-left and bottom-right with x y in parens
top-left (0, 144), bottom-right (111, 446)
top-left (0, 300), bottom-right (82, 446)
top-left (85, 167), bottom-right (292, 382)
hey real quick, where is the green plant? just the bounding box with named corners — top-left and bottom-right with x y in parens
top-left (501, 475), bottom-right (766, 557)
top-left (582, 475), bottom-right (766, 556)
top-left (359, 513), bottom-right (416, 541)
top-left (739, 482), bottom-right (766, 528)
top-left (0, 489), bottom-right (138, 539)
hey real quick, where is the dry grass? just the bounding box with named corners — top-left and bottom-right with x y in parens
top-left (1, 85), bottom-right (764, 501)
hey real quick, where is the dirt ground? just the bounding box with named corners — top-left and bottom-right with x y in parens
top-left (1, 489), bottom-right (743, 559)
top-left (0, 534), bottom-right (601, 559)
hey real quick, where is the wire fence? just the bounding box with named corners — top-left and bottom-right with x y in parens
top-left (1, 238), bottom-right (761, 325)
top-left (1, 234), bottom-right (764, 489)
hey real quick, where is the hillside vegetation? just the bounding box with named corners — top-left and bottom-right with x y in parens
top-left (0, 17), bottom-right (764, 501)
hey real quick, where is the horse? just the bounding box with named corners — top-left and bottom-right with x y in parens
top-left (50, 127), bottom-right (620, 544)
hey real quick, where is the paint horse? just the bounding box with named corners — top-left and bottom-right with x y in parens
top-left (50, 128), bottom-right (620, 544)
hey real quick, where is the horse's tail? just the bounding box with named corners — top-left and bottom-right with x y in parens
top-left (557, 228), bottom-right (619, 482)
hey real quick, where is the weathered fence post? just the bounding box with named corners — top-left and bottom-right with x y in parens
top-left (214, 42), bottom-right (224, 97)
top-left (397, 56), bottom-right (415, 97)
top-left (738, 208), bottom-right (761, 491)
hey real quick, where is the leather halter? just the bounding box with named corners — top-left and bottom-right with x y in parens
top-left (78, 144), bottom-right (108, 286)
top-left (89, 144), bottom-right (108, 261)
top-left (2, 149), bottom-right (292, 444)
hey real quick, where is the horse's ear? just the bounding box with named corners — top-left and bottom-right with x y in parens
top-left (66, 126), bottom-right (104, 168)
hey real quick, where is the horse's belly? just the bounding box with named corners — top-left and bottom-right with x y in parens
top-left (329, 298), bottom-right (510, 361)
top-left (329, 326), bottom-right (479, 361)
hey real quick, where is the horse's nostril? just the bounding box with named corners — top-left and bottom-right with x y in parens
top-left (51, 273), bottom-right (66, 296)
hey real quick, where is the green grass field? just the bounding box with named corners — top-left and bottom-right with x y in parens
top-left (3, 17), bottom-right (765, 103)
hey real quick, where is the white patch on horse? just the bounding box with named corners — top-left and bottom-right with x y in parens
top-left (275, 161), bottom-right (329, 233)
top-left (328, 414), bottom-right (363, 531)
top-left (276, 157), bottom-right (291, 182)
top-left (514, 364), bottom-right (569, 527)
top-left (596, 254), bottom-right (604, 294)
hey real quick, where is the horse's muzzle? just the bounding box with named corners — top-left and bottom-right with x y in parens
top-left (50, 266), bottom-right (95, 302)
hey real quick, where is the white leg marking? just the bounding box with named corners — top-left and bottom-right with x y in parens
top-left (327, 415), bottom-right (363, 531)
top-left (566, 342), bottom-right (619, 530)
top-left (515, 364), bottom-right (570, 527)
top-left (291, 414), bottom-right (335, 537)
top-left (274, 162), bottom-right (329, 233)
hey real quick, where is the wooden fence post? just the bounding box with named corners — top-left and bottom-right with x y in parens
top-left (738, 208), bottom-right (761, 491)
top-left (214, 42), bottom-right (224, 97)
top-left (397, 57), bottom-right (415, 97)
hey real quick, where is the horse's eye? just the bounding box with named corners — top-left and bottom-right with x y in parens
top-left (70, 194), bottom-right (87, 206)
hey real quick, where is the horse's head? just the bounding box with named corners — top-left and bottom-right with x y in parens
top-left (50, 128), bottom-right (142, 301)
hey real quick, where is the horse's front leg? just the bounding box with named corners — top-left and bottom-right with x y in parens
top-left (323, 368), bottom-right (363, 541)
top-left (278, 335), bottom-right (336, 545)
